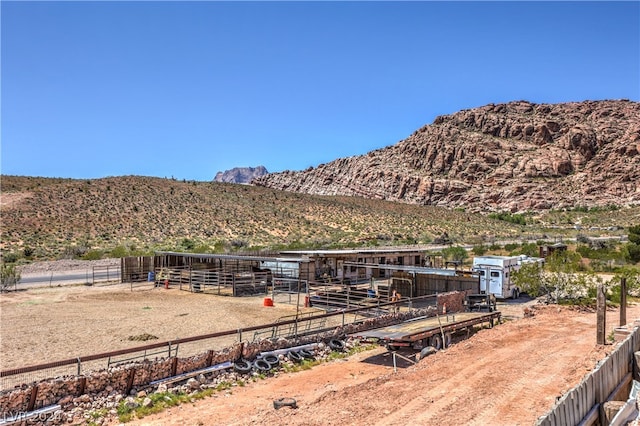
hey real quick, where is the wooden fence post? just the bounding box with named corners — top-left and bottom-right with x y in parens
top-left (170, 357), bottom-right (178, 377)
top-left (620, 277), bottom-right (627, 327)
top-left (125, 367), bottom-right (136, 396)
top-left (26, 385), bottom-right (38, 412)
top-left (597, 284), bottom-right (606, 345)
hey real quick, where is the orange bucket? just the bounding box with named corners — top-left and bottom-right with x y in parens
top-left (263, 297), bottom-right (274, 307)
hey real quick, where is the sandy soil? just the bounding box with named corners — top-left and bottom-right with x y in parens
top-left (1, 283), bottom-right (638, 425)
top-left (127, 304), bottom-right (640, 426)
top-left (0, 283), bottom-right (316, 370)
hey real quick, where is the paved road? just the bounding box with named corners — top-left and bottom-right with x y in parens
top-left (15, 269), bottom-right (122, 289)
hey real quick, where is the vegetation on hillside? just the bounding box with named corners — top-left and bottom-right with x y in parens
top-left (0, 175), bottom-right (638, 266)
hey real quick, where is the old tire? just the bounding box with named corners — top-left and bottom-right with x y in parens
top-left (329, 339), bottom-right (345, 351)
top-left (273, 397), bottom-right (297, 410)
top-left (287, 351), bottom-right (303, 363)
top-left (419, 346), bottom-right (437, 360)
top-left (299, 349), bottom-right (315, 359)
top-left (429, 334), bottom-right (442, 351)
top-left (263, 354), bottom-right (280, 368)
top-left (233, 359), bottom-right (252, 374)
top-left (254, 359), bottom-right (272, 372)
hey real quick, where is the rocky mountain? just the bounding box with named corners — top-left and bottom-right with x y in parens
top-left (253, 100), bottom-right (640, 212)
top-left (214, 166), bottom-right (268, 184)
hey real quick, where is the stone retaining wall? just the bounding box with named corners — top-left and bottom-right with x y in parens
top-left (0, 292), bottom-right (465, 414)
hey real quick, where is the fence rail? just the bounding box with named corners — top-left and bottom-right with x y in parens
top-left (0, 294), bottom-right (438, 391)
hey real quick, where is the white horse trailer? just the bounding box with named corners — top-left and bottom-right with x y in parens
top-left (472, 255), bottom-right (521, 299)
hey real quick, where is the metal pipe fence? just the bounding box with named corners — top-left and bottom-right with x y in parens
top-left (0, 294), bottom-right (438, 391)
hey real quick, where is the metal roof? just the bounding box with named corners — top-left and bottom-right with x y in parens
top-left (342, 262), bottom-right (458, 276)
top-left (279, 247), bottom-right (430, 256)
top-left (154, 251), bottom-right (310, 264)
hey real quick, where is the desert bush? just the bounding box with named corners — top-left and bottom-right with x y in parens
top-left (626, 225), bottom-right (640, 263)
top-left (472, 245), bottom-right (487, 256)
top-left (2, 252), bottom-right (20, 263)
top-left (110, 245), bottom-right (128, 258)
top-left (83, 250), bottom-right (103, 260)
top-left (22, 246), bottom-right (34, 259)
top-left (62, 245), bottom-right (87, 259)
top-left (181, 238), bottom-right (196, 251)
top-left (610, 267), bottom-right (640, 297)
top-left (508, 242), bottom-right (539, 258)
top-left (512, 262), bottom-right (545, 297)
top-left (504, 243), bottom-right (519, 252)
top-left (1, 262), bottom-right (21, 291)
top-left (488, 212), bottom-right (527, 225)
top-left (193, 244), bottom-right (212, 253)
top-left (514, 251), bottom-right (606, 303)
top-left (441, 246), bottom-right (468, 263)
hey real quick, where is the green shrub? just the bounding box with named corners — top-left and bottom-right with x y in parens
top-left (83, 250), bottom-right (102, 260)
top-left (488, 212), bottom-right (527, 225)
top-left (1, 262), bottom-right (21, 291)
top-left (2, 252), bottom-right (20, 263)
top-left (110, 245), bottom-right (128, 258)
top-left (472, 245), bottom-right (487, 256)
top-left (504, 243), bottom-right (519, 252)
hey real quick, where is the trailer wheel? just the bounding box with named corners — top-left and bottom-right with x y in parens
top-left (429, 335), bottom-right (442, 350)
top-left (512, 288), bottom-right (519, 300)
top-left (233, 360), bottom-right (252, 374)
top-left (444, 332), bottom-right (452, 348)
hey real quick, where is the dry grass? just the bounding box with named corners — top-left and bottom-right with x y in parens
top-left (1, 175), bottom-right (638, 261)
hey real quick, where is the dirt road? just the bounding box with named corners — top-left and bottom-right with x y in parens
top-left (126, 304), bottom-right (636, 426)
top-left (1, 281), bottom-right (636, 425)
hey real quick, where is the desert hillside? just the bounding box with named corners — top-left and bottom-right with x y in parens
top-left (1, 175), bottom-right (536, 260)
top-left (254, 100), bottom-right (640, 212)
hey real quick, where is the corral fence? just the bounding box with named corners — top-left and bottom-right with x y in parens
top-left (0, 293), bottom-right (444, 394)
top-left (300, 274), bottom-right (469, 314)
top-left (537, 326), bottom-right (640, 426)
top-left (90, 265), bottom-right (120, 285)
top-left (120, 256), bottom-right (154, 283)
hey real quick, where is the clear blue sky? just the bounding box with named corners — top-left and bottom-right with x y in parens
top-left (2, 1), bottom-right (639, 181)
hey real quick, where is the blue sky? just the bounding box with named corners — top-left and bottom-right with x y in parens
top-left (2, 1), bottom-right (639, 181)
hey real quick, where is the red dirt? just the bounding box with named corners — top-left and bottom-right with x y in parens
top-left (125, 303), bottom-right (639, 426)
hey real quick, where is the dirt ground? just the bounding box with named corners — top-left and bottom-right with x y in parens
top-left (1, 284), bottom-right (639, 425)
top-left (0, 283), bottom-right (316, 370)
top-left (124, 304), bottom-right (639, 426)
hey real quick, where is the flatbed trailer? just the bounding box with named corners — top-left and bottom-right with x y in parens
top-left (351, 311), bottom-right (501, 351)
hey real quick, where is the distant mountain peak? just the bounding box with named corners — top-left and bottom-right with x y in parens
top-left (214, 166), bottom-right (269, 184)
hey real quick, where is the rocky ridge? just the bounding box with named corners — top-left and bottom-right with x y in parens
top-left (214, 166), bottom-right (268, 184)
top-left (253, 100), bottom-right (640, 212)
